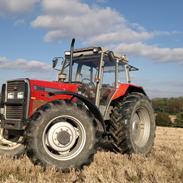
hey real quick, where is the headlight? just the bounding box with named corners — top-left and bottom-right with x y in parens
top-left (17, 92), bottom-right (24, 99)
top-left (7, 92), bottom-right (15, 99)
top-left (65, 51), bottom-right (71, 56)
top-left (93, 47), bottom-right (100, 53)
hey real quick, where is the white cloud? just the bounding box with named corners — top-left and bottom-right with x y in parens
top-left (87, 30), bottom-right (154, 44)
top-left (41, 0), bottom-right (90, 15)
top-left (31, 0), bottom-right (183, 64)
top-left (0, 56), bottom-right (50, 72)
top-left (0, 0), bottom-right (39, 15)
top-left (31, 0), bottom-right (155, 43)
top-left (115, 42), bottom-right (183, 64)
top-left (0, 0), bottom-right (181, 65)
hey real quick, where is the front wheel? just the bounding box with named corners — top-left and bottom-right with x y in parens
top-left (25, 101), bottom-right (97, 170)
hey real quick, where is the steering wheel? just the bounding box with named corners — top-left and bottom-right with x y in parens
top-left (81, 78), bottom-right (95, 88)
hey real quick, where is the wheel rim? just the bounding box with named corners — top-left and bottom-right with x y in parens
top-left (42, 115), bottom-right (86, 161)
top-left (0, 127), bottom-right (22, 150)
top-left (131, 107), bottom-right (151, 147)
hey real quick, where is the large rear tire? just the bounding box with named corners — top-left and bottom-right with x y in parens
top-left (109, 92), bottom-right (156, 154)
top-left (25, 101), bottom-right (97, 170)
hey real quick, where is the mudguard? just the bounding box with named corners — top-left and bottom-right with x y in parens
top-left (48, 91), bottom-right (105, 131)
top-left (103, 84), bottom-right (147, 120)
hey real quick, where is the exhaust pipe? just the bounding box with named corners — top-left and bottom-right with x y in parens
top-left (69, 38), bottom-right (75, 82)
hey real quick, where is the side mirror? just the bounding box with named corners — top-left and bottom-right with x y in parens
top-left (52, 57), bottom-right (64, 71)
top-left (52, 57), bottom-right (58, 68)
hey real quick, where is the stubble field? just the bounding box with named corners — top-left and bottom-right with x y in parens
top-left (0, 127), bottom-right (183, 183)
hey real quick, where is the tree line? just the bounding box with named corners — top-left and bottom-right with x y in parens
top-left (152, 97), bottom-right (183, 127)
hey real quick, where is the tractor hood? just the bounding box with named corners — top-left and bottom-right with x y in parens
top-left (29, 79), bottom-right (80, 93)
top-left (29, 79), bottom-right (80, 116)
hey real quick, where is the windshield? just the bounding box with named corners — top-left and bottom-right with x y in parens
top-left (61, 58), bottom-right (99, 83)
top-left (61, 56), bottom-right (127, 85)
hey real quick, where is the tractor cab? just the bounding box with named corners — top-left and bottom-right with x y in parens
top-left (53, 43), bottom-right (138, 116)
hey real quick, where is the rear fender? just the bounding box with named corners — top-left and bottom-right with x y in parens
top-left (112, 84), bottom-right (146, 100)
top-left (103, 84), bottom-right (146, 120)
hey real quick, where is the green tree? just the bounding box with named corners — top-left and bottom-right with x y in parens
top-left (174, 112), bottom-right (183, 127)
top-left (152, 97), bottom-right (183, 115)
top-left (167, 98), bottom-right (183, 114)
top-left (156, 112), bottom-right (172, 127)
top-left (152, 98), bottom-right (168, 113)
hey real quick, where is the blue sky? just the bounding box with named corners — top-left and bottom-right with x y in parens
top-left (0, 0), bottom-right (183, 98)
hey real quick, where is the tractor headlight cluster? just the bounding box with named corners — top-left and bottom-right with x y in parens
top-left (17, 92), bottom-right (24, 99)
top-left (7, 92), bottom-right (14, 99)
top-left (7, 92), bottom-right (24, 99)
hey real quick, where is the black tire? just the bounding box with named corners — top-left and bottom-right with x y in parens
top-left (25, 101), bottom-right (97, 170)
top-left (0, 126), bottom-right (25, 157)
top-left (109, 92), bottom-right (156, 154)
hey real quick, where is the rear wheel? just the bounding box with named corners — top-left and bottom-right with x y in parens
top-left (109, 92), bottom-right (156, 154)
top-left (26, 101), bottom-right (97, 170)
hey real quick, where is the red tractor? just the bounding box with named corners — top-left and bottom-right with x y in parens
top-left (0, 39), bottom-right (155, 170)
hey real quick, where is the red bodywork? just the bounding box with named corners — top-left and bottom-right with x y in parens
top-left (112, 84), bottom-right (145, 100)
top-left (29, 80), bottom-right (80, 117)
top-left (28, 79), bottom-right (144, 118)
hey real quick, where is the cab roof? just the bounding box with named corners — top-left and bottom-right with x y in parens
top-left (66, 46), bottom-right (127, 62)
top-left (65, 46), bottom-right (138, 71)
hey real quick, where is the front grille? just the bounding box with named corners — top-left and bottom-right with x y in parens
top-left (7, 80), bottom-right (25, 93)
top-left (5, 80), bottom-right (26, 120)
top-left (6, 106), bottom-right (23, 119)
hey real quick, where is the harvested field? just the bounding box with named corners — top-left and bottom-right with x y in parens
top-left (0, 127), bottom-right (183, 183)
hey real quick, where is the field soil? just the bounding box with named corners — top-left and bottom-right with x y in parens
top-left (0, 127), bottom-right (183, 183)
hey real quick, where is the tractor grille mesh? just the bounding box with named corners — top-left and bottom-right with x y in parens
top-left (6, 80), bottom-right (26, 120)
top-left (6, 106), bottom-right (23, 119)
top-left (7, 80), bottom-right (25, 93)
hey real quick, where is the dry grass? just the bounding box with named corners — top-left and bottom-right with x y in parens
top-left (0, 127), bottom-right (183, 183)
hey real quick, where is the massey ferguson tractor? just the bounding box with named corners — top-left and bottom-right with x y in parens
top-left (0, 39), bottom-right (155, 170)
